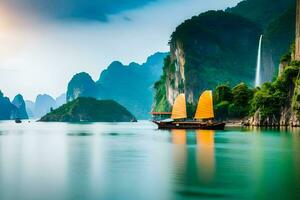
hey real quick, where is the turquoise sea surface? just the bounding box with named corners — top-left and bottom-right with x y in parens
top-left (0, 121), bottom-right (300, 200)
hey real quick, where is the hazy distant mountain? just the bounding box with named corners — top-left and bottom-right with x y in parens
top-left (25, 100), bottom-right (35, 118)
top-left (66, 52), bottom-right (168, 119)
top-left (33, 94), bottom-right (56, 118)
top-left (55, 93), bottom-right (67, 107)
top-left (12, 94), bottom-right (28, 119)
top-left (25, 93), bottom-right (67, 119)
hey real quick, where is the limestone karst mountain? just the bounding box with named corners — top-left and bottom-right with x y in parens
top-left (153, 0), bottom-right (297, 113)
top-left (154, 10), bottom-right (261, 111)
top-left (12, 94), bottom-right (29, 119)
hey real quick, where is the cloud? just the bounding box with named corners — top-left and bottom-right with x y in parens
top-left (2, 0), bottom-right (162, 21)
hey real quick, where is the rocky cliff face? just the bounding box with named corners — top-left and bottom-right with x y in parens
top-left (165, 41), bottom-right (185, 105)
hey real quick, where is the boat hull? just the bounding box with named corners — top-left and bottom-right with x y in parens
top-left (153, 121), bottom-right (225, 130)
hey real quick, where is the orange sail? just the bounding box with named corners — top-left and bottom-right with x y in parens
top-left (171, 94), bottom-right (187, 119)
top-left (194, 90), bottom-right (214, 119)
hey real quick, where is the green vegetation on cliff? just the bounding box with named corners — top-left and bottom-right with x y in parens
top-left (153, 55), bottom-right (173, 112)
top-left (40, 98), bottom-right (136, 122)
top-left (251, 60), bottom-right (300, 122)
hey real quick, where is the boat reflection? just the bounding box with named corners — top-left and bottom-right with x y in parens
top-left (196, 130), bottom-right (215, 183)
top-left (171, 129), bottom-right (216, 184)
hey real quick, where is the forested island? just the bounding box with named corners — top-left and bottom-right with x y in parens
top-left (39, 97), bottom-right (137, 122)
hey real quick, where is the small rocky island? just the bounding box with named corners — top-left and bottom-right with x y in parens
top-left (39, 97), bottom-right (137, 122)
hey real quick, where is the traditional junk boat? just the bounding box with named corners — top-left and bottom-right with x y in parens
top-left (152, 91), bottom-right (225, 130)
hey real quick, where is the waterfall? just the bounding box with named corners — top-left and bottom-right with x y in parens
top-left (255, 35), bottom-right (263, 87)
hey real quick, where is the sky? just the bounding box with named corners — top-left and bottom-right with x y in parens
top-left (0, 0), bottom-right (240, 101)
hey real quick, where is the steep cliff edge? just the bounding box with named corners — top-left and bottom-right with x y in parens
top-left (153, 11), bottom-right (261, 111)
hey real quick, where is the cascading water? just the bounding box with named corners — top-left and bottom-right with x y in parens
top-left (255, 35), bottom-right (263, 87)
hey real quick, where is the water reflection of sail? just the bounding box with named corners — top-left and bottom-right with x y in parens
top-left (172, 129), bottom-right (187, 145)
top-left (172, 129), bottom-right (187, 181)
top-left (196, 130), bottom-right (215, 183)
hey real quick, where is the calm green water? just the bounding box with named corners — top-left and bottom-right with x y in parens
top-left (0, 121), bottom-right (300, 200)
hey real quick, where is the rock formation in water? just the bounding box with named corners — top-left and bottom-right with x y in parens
top-left (66, 52), bottom-right (167, 119)
top-left (40, 97), bottom-right (137, 122)
top-left (12, 94), bottom-right (29, 119)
